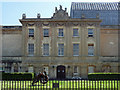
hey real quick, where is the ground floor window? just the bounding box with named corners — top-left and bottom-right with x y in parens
top-left (0, 67), bottom-right (2, 71)
top-left (5, 67), bottom-right (11, 73)
top-left (102, 65), bottom-right (111, 72)
top-left (88, 65), bottom-right (95, 73)
top-left (44, 67), bottom-right (49, 75)
top-left (28, 66), bottom-right (34, 72)
top-left (119, 66), bottom-right (120, 72)
top-left (14, 65), bottom-right (18, 72)
top-left (74, 66), bottom-right (78, 73)
top-left (3, 63), bottom-right (11, 73)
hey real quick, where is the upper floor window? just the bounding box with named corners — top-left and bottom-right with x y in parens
top-left (74, 66), bottom-right (78, 73)
top-left (73, 28), bottom-right (79, 37)
top-left (88, 28), bottom-right (93, 37)
top-left (73, 44), bottom-right (79, 56)
top-left (29, 29), bottom-right (34, 37)
top-left (28, 43), bottom-right (34, 56)
top-left (58, 44), bottom-right (64, 56)
top-left (58, 28), bottom-right (64, 37)
top-left (43, 29), bottom-right (49, 37)
top-left (43, 44), bottom-right (49, 56)
top-left (88, 44), bottom-right (94, 56)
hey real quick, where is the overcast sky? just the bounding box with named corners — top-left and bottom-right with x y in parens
top-left (0, 0), bottom-right (119, 25)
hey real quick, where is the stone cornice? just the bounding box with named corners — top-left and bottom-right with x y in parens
top-left (2, 29), bottom-right (22, 34)
top-left (19, 18), bottom-right (102, 23)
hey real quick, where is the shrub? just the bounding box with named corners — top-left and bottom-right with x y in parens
top-left (2, 72), bottom-right (35, 80)
top-left (88, 73), bottom-right (120, 80)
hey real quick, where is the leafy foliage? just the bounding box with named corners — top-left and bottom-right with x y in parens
top-left (2, 72), bottom-right (35, 80)
top-left (88, 73), bottom-right (120, 80)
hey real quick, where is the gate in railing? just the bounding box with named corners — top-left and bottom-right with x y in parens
top-left (1, 79), bottom-right (120, 89)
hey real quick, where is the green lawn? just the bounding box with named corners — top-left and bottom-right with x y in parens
top-left (1, 80), bottom-right (120, 89)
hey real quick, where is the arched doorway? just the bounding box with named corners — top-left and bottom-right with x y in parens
top-left (57, 65), bottom-right (66, 79)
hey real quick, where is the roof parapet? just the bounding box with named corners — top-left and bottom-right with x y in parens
top-left (52, 5), bottom-right (69, 19)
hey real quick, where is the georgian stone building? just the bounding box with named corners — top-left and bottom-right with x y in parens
top-left (1, 2), bottom-right (120, 79)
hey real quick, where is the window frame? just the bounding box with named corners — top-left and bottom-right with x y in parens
top-left (58, 43), bottom-right (64, 56)
top-left (73, 28), bottom-right (79, 37)
top-left (88, 44), bottom-right (94, 56)
top-left (28, 43), bottom-right (34, 56)
top-left (88, 66), bottom-right (95, 73)
top-left (88, 28), bottom-right (94, 37)
top-left (58, 28), bottom-right (64, 37)
top-left (74, 66), bottom-right (78, 73)
top-left (73, 43), bottom-right (79, 56)
top-left (29, 29), bottom-right (34, 38)
top-left (43, 28), bottom-right (49, 37)
top-left (43, 43), bottom-right (49, 56)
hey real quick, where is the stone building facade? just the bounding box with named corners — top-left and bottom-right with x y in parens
top-left (1, 2), bottom-right (120, 79)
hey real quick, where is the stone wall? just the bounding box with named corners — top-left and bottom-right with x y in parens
top-left (2, 34), bottom-right (22, 56)
top-left (100, 29), bottom-right (118, 56)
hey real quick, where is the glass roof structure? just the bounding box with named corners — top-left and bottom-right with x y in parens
top-left (70, 2), bottom-right (119, 25)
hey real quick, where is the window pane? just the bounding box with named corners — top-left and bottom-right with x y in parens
top-left (74, 66), bottom-right (77, 73)
top-left (43, 44), bottom-right (49, 56)
top-left (73, 28), bottom-right (78, 36)
top-left (73, 44), bottom-right (79, 56)
top-left (88, 66), bottom-right (94, 73)
top-left (88, 44), bottom-right (94, 56)
top-left (28, 67), bottom-right (34, 72)
top-left (43, 29), bottom-right (49, 37)
top-left (58, 29), bottom-right (64, 37)
top-left (29, 29), bottom-right (34, 37)
top-left (88, 28), bottom-right (93, 37)
top-left (28, 44), bottom-right (34, 55)
top-left (58, 44), bottom-right (64, 56)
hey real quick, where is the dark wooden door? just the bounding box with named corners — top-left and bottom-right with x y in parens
top-left (57, 65), bottom-right (65, 79)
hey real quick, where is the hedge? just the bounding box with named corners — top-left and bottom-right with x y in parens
top-left (2, 72), bottom-right (35, 80)
top-left (88, 73), bottom-right (120, 80)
